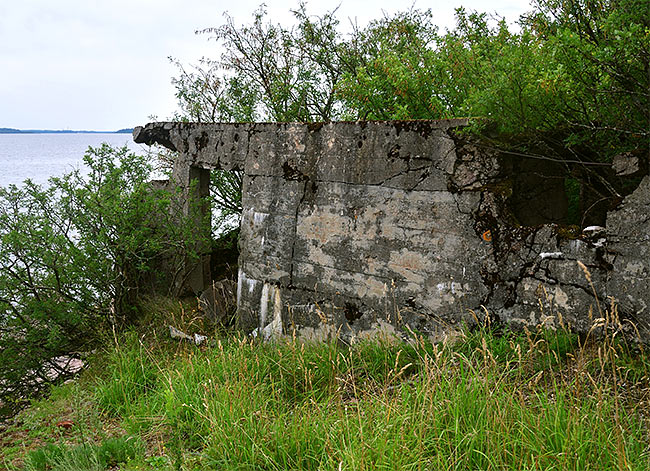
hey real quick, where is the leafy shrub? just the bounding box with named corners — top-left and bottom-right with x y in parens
top-left (0, 145), bottom-right (208, 414)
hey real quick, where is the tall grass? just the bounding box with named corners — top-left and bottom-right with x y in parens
top-left (84, 321), bottom-right (649, 470)
top-left (4, 284), bottom-right (648, 470)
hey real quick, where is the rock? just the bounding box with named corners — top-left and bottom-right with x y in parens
top-left (169, 325), bottom-right (193, 341)
top-left (168, 325), bottom-right (208, 346)
top-left (612, 153), bottom-right (640, 176)
top-left (44, 356), bottom-right (85, 382)
top-left (198, 279), bottom-right (237, 324)
top-left (193, 333), bottom-right (208, 346)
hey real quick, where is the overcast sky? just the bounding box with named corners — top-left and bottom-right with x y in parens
top-left (1, 0), bottom-right (533, 131)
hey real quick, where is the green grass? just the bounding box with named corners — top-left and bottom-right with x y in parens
top-left (2, 315), bottom-right (649, 470)
top-left (23, 436), bottom-right (143, 471)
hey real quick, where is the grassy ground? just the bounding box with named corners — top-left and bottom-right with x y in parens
top-left (1, 299), bottom-right (649, 470)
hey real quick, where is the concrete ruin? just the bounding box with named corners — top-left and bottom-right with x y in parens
top-left (133, 120), bottom-right (650, 342)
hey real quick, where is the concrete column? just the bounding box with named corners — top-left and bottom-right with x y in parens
top-left (187, 166), bottom-right (212, 293)
top-left (172, 161), bottom-right (212, 294)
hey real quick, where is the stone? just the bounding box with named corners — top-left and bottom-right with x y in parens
top-left (612, 153), bottom-right (640, 176)
top-left (168, 325), bottom-right (208, 345)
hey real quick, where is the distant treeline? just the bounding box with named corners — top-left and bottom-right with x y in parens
top-left (0, 128), bottom-right (133, 134)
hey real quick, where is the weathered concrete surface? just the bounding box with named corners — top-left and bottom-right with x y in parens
top-left (606, 176), bottom-right (650, 338)
top-left (134, 121), bottom-right (650, 342)
top-left (484, 225), bottom-right (607, 333)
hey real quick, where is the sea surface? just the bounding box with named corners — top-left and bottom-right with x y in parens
top-left (0, 133), bottom-right (146, 188)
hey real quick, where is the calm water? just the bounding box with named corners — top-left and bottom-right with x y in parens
top-left (0, 133), bottom-right (146, 187)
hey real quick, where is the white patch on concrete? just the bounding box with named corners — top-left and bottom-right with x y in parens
top-left (353, 319), bottom-right (399, 343)
top-left (262, 286), bottom-right (283, 341)
top-left (387, 249), bottom-right (426, 285)
top-left (253, 211), bottom-right (269, 224)
top-left (583, 225), bottom-right (605, 233)
top-left (259, 283), bottom-right (270, 331)
top-left (428, 281), bottom-right (468, 312)
top-left (237, 269), bottom-right (243, 307)
top-left (593, 238), bottom-right (606, 248)
top-left (625, 261), bottom-right (645, 275)
top-left (253, 284), bottom-right (283, 341)
top-left (293, 140), bottom-right (306, 153)
top-left (569, 240), bottom-right (584, 251)
top-left (426, 327), bottom-right (463, 346)
top-left (289, 304), bottom-right (317, 312)
top-left (436, 281), bottom-right (465, 295)
top-left (237, 270), bottom-right (259, 306)
top-left (296, 324), bottom-right (337, 342)
top-left (540, 315), bottom-right (557, 330)
top-left (247, 278), bottom-right (258, 294)
top-left (539, 252), bottom-right (563, 259)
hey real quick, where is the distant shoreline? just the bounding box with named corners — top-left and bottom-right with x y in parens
top-left (0, 128), bottom-right (133, 134)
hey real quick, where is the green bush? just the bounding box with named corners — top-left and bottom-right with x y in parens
top-left (0, 145), bottom-right (208, 414)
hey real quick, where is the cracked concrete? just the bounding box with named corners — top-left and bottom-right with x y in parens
top-left (134, 121), bottom-right (650, 343)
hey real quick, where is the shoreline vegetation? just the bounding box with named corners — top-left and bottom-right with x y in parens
top-left (0, 128), bottom-right (134, 134)
top-left (1, 297), bottom-right (649, 470)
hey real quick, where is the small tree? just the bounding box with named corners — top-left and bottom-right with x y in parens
top-left (0, 145), bottom-right (207, 414)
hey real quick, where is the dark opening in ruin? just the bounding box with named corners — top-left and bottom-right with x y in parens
top-left (210, 228), bottom-right (239, 282)
top-left (500, 153), bottom-right (647, 228)
top-left (503, 156), bottom-right (570, 226)
top-left (208, 169), bottom-right (242, 282)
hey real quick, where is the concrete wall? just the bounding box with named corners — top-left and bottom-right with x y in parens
top-left (134, 121), bottom-right (650, 342)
